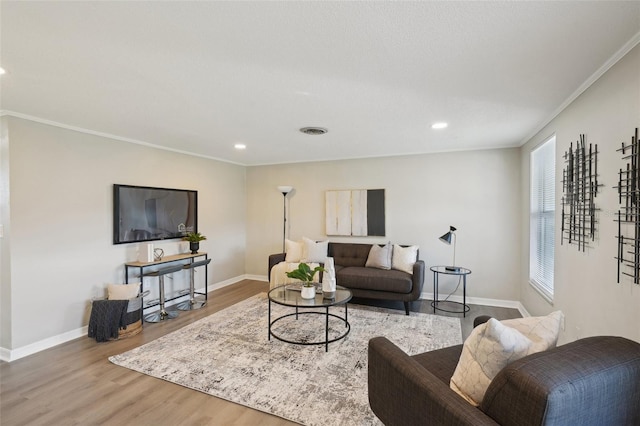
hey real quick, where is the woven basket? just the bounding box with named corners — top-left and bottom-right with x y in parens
top-left (118, 319), bottom-right (142, 339)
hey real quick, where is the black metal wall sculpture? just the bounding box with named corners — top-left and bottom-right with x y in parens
top-left (614, 128), bottom-right (640, 284)
top-left (561, 134), bottom-right (600, 251)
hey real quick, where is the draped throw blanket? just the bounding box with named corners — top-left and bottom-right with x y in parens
top-left (88, 300), bottom-right (129, 342)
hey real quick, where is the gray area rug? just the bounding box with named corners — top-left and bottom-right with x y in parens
top-left (110, 293), bottom-right (462, 425)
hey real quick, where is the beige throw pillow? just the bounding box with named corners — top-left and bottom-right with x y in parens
top-left (285, 239), bottom-right (303, 262)
top-left (365, 243), bottom-right (392, 270)
top-left (107, 283), bottom-right (140, 300)
top-left (391, 244), bottom-right (418, 274)
top-left (501, 310), bottom-right (564, 354)
top-left (450, 318), bottom-right (533, 406)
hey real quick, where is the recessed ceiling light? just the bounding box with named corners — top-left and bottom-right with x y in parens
top-left (0, 67), bottom-right (6, 75)
top-left (300, 127), bottom-right (328, 135)
top-left (432, 122), bottom-right (448, 129)
top-left (234, 143), bottom-right (246, 150)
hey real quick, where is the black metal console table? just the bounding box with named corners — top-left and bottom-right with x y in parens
top-left (430, 265), bottom-right (471, 317)
top-left (125, 252), bottom-right (209, 320)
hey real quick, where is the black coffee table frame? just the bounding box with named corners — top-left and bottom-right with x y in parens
top-left (268, 285), bottom-right (352, 352)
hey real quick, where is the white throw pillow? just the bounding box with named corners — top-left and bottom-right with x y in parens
top-left (450, 318), bottom-right (533, 406)
top-left (107, 283), bottom-right (140, 300)
top-left (501, 310), bottom-right (564, 354)
top-left (365, 243), bottom-right (392, 270)
top-left (285, 239), bottom-right (303, 262)
top-left (301, 237), bottom-right (329, 263)
top-left (391, 244), bottom-right (418, 274)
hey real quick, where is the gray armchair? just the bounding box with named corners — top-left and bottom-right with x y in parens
top-left (368, 335), bottom-right (640, 425)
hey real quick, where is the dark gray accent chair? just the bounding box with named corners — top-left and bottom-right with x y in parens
top-left (269, 242), bottom-right (425, 315)
top-left (368, 334), bottom-right (640, 425)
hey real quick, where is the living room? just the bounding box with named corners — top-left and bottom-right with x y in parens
top-left (1, 1), bottom-right (639, 424)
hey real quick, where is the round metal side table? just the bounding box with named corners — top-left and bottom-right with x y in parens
top-left (430, 266), bottom-right (472, 317)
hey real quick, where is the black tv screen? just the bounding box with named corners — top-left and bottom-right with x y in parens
top-left (113, 184), bottom-right (197, 244)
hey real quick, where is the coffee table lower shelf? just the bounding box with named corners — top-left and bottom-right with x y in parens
top-left (268, 310), bottom-right (350, 352)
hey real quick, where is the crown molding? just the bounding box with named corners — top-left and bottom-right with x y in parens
top-left (519, 30), bottom-right (640, 146)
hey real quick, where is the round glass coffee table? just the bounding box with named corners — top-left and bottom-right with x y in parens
top-left (268, 284), bottom-right (352, 352)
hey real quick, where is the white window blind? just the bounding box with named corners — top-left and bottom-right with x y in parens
top-left (530, 136), bottom-right (556, 300)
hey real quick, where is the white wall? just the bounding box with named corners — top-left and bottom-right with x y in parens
top-left (519, 44), bottom-right (640, 343)
top-left (246, 148), bottom-right (521, 302)
top-left (3, 117), bottom-right (247, 351)
top-left (1, 116), bottom-right (11, 349)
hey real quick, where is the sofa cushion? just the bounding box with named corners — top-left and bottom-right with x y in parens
top-left (329, 243), bottom-right (372, 267)
top-left (336, 266), bottom-right (413, 293)
top-left (365, 243), bottom-right (392, 270)
top-left (450, 318), bottom-right (533, 406)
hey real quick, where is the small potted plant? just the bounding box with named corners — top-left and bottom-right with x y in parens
top-left (286, 262), bottom-right (325, 299)
top-left (183, 232), bottom-right (207, 254)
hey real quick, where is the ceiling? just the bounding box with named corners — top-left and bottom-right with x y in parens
top-left (1, 2), bottom-right (639, 166)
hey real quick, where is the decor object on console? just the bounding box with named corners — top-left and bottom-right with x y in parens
top-left (615, 128), bottom-right (640, 284)
top-left (277, 185), bottom-right (294, 253)
top-left (561, 134), bottom-right (600, 251)
top-left (153, 248), bottom-right (164, 261)
top-left (270, 241), bottom-right (424, 314)
top-left (368, 314), bottom-right (640, 426)
top-left (285, 262), bottom-right (325, 299)
top-left (439, 226), bottom-right (459, 271)
top-left (325, 189), bottom-right (385, 236)
top-left (182, 232), bottom-right (206, 254)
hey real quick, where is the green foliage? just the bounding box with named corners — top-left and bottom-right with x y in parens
top-left (286, 262), bottom-right (325, 287)
top-left (182, 232), bottom-right (207, 242)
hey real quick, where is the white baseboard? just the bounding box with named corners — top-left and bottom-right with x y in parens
top-left (0, 325), bottom-right (89, 363)
top-left (0, 274), bottom-right (249, 363)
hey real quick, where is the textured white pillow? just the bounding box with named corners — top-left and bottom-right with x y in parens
top-left (450, 318), bottom-right (533, 406)
top-left (107, 283), bottom-right (140, 300)
top-left (502, 310), bottom-right (564, 354)
top-left (285, 239), bottom-right (303, 262)
top-left (301, 237), bottom-right (329, 263)
top-left (365, 243), bottom-right (392, 270)
top-left (391, 244), bottom-right (418, 274)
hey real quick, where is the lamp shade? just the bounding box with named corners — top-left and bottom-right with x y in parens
top-left (277, 185), bottom-right (293, 195)
top-left (439, 232), bottom-right (452, 244)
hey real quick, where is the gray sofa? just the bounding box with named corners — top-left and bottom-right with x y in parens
top-left (368, 334), bottom-right (640, 425)
top-left (268, 242), bottom-right (425, 315)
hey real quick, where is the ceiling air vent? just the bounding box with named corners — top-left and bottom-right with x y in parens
top-left (300, 127), bottom-right (328, 135)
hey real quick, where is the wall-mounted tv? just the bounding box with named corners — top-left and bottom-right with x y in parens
top-left (113, 184), bottom-right (198, 244)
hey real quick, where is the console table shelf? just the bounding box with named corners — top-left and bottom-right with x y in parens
top-left (125, 252), bottom-right (209, 318)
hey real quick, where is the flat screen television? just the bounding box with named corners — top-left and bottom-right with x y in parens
top-left (113, 184), bottom-right (198, 244)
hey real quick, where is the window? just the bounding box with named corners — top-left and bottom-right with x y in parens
top-left (530, 136), bottom-right (556, 301)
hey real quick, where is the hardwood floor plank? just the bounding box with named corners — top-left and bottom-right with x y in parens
top-left (1, 279), bottom-right (519, 425)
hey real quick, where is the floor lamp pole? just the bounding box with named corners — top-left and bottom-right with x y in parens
top-left (277, 186), bottom-right (293, 254)
top-left (282, 192), bottom-right (286, 253)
